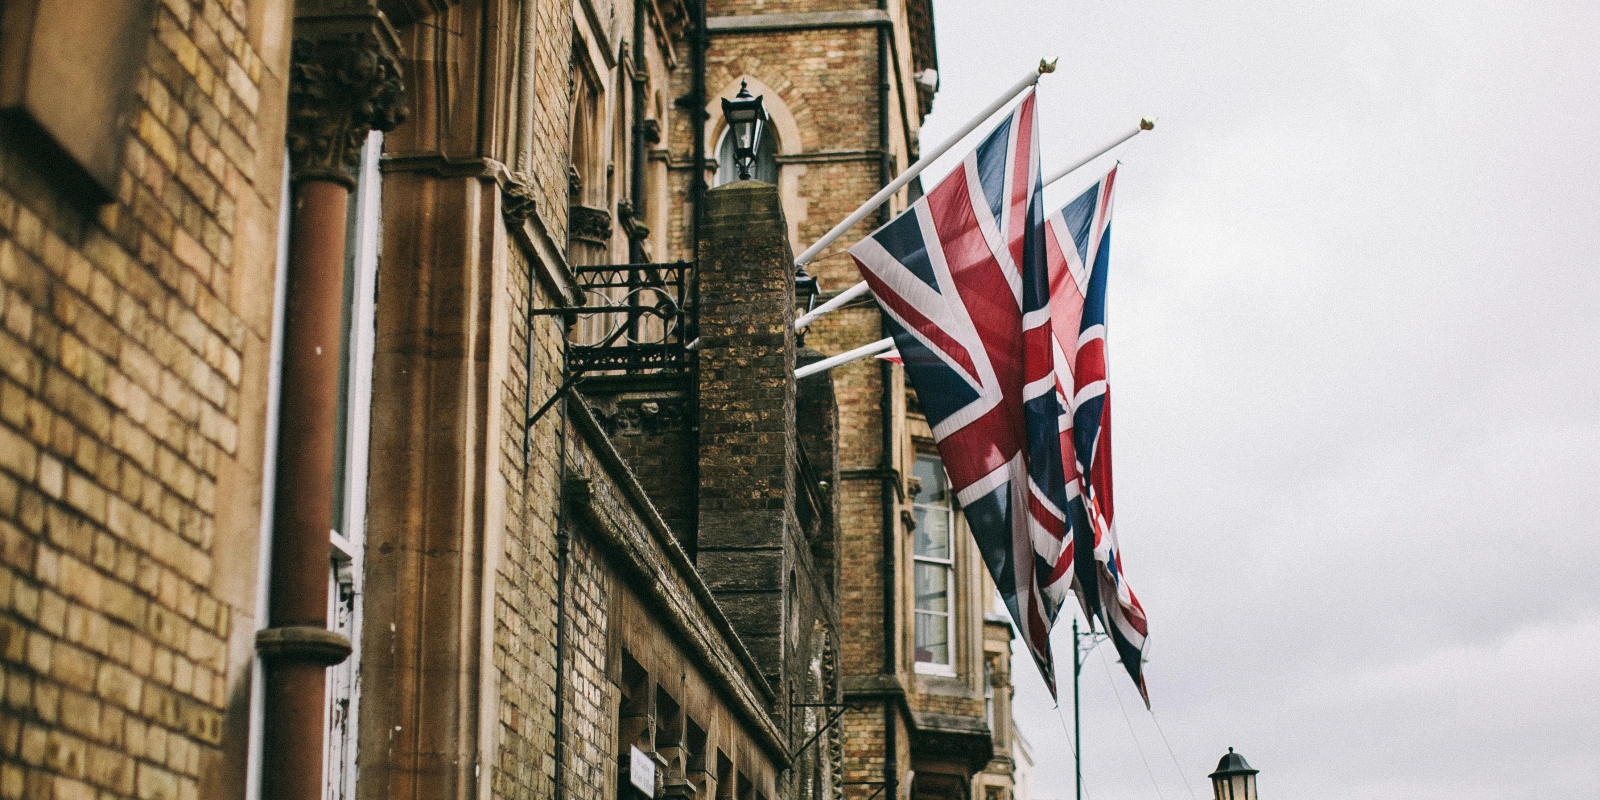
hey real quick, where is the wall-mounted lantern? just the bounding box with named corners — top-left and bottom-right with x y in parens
top-left (720, 80), bottom-right (768, 181)
top-left (1208, 747), bottom-right (1259, 800)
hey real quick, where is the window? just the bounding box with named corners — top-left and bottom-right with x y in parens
top-left (713, 126), bottom-right (778, 186)
top-left (322, 131), bottom-right (383, 800)
top-left (913, 454), bottom-right (955, 672)
top-left (983, 658), bottom-right (995, 731)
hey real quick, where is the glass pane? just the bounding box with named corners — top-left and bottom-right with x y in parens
top-left (912, 455), bottom-right (948, 505)
top-left (714, 129), bottom-right (778, 186)
top-left (914, 611), bottom-right (949, 664)
top-left (914, 562), bottom-right (948, 612)
top-left (914, 505), bottom-right (950, 559)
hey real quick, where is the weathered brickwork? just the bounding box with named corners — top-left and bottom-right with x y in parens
top-left (0, 1), bottom-right (290, 798)
top-left (490, 245), bottom-right (566, 800)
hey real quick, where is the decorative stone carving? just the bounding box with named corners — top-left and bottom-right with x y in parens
top-left (617, 199), bottom-right (650, 241)
top-left (570, 204), bottom-right (614, 245)
top-left (593, 396), bottom-right (688, 437)
top-left (502, 176), bottom-right (538, 223)
top-left (288, 2), bottom-right (408, 186)
top-left (639, 117), bottom-right (662, 145)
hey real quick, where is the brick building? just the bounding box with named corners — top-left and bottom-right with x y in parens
top-left (668, 2), bottom-right (1032, 800)
top-left (0, 1), bottom-right (1028, 800)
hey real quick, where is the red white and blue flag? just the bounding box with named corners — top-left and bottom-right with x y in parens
top-left (849, 91), bottom-right (1074, 695)
top-left (1044, 166), bottom-right (1150, 704)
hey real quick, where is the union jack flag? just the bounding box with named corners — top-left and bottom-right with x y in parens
top-left (849, 91), bottom-right (1073, 695)
top-left (1044, 166), bottom-right (1150, 705)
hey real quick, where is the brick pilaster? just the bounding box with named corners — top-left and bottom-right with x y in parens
top-left (695, 179), bottom-right (797, 682)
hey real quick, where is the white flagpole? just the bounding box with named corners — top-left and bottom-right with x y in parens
top-left (794, 117), bottom-right (1155, 334)
top-left (795, 337), bottom-right (895, 379)
top-left (793, 280), bottom-right (873, 331)
top-left (792, 58), bottom-right (1058, 269)
top-left (1040, 117), bottom-right (1154, 187)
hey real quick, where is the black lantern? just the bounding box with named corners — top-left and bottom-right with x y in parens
top-left (1208, 748), bottom-right (1258, 800)
top-left (720, 80), bottom-right (768, 181)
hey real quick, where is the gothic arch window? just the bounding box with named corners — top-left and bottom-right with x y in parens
top-left (704, 76), bottom-right (807, 246)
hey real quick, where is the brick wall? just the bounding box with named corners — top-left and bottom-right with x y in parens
top-left (0, 1), bottom-right (292, 798)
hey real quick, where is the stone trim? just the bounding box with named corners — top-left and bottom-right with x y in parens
top-left (775, 149), bottom-right (885, 165)
top-left (706, 9), bottom-right (891, 34)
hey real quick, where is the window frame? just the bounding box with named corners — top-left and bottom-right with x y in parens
top-left (320, 130), bottom-right (384, 800)
top-left (911, 452), bottom-right (958, 676)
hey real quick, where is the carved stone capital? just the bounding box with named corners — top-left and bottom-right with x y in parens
top-left (288, 2), bottom-right (408, 186)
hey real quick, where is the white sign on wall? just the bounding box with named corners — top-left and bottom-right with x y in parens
top-left (629, 745), bottom-right (656, 797)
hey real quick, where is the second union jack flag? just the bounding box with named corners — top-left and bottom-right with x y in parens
top-left (849, 92), bottom-right (1073, 695)
top-left (1044, 166), bottom-right (1150, 704)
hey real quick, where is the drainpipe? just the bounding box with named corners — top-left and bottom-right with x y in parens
top-left (629, 0), bottom-right (648, 265)
top-left (877, 6), bottom-right (901, 800)
top-left (257, 6), bottom-right (404, 800)
top-left (554, 369), bottom-right (574, 800)
top-left (686, 0), bottom-right (708, 557)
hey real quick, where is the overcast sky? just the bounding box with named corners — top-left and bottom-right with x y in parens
top-left (914, 2), bottom-right (1600, 798)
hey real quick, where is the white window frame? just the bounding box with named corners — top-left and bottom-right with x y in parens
top-left (322, 130), bottom-right (383, 800)
top-left (912, 453), bottom-right (957, 676)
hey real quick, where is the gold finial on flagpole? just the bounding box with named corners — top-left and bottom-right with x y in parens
top-left (1039, 57), bottom-right (1059, 74)
top-left (1140, 117), bottom-right (1156, 130)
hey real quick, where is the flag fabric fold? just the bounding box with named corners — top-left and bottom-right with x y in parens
top-left (1043, 166), bottom-right (1150, 705)
top-left (848, 91), bottom-right (1074, 696)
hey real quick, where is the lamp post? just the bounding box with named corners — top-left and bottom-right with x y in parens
top-left (720, 80), bottom-right (768, 181)
top-left (1208, 748), bottom-right (1259, 800)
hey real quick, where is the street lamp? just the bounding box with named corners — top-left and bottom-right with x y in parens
top-left (720, 80), bottom-right (768, 181)
top-left (1208, 748), bottom-right (1258, 800)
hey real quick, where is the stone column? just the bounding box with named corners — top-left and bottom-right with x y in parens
top-left (258, 5), bottom-right (403, 800)
top-left (695, 180), bottom-right (798, 683)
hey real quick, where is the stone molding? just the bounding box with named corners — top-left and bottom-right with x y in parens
top-left (706, 9), bottom-right (891, 34)
top-left (256, 625), bottom-right (354, 665)
top-left (288, 2), bottom-right (408, 186)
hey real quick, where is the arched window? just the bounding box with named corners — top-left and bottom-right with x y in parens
top-left (714, 126), bottom-right (778, 186)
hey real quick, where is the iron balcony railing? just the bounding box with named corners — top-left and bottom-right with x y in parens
top-left (568, 260), bottom-right (693, 375)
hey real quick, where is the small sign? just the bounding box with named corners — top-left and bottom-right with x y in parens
top-left (629, 745), bottom-right (656, 797)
